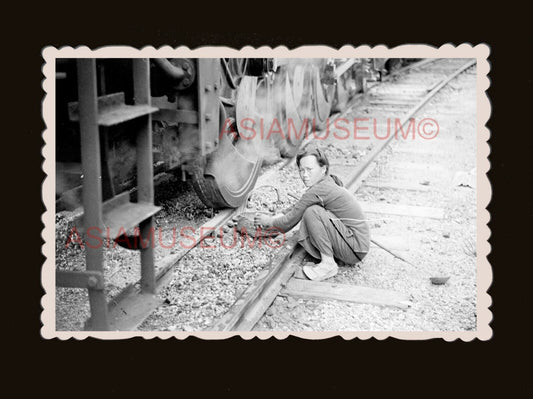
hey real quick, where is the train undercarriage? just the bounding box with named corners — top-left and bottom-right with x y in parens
top-left (56, 58), bottom-right (399, 212)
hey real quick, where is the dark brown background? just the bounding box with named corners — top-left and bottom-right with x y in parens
top-left (8, 6), bottom-right (529, 396)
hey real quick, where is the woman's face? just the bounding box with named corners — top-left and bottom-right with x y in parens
top-left (299, 155), bottom-right (327, 187)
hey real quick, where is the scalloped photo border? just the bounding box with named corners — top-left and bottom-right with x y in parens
top-left (41, 44), bottom-right (491, 340)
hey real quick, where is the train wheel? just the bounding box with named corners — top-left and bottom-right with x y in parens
top-left (312, 64), bottom-right (335, 130)
top-left (233, 70), bottom-right (311, 159)
top-left (386, 58), bottom-right (403, 73)
top-left (353, 73), bottom-right (367, 95)
top-left (331, 66), bottom-right (353, 114)
top-left (275, 65), bottom-right (313, 157)
top-left (190, 101), bottom-right (262, 209)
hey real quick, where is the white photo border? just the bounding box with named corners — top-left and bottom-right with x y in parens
top-left (41, 44), bottom-right (492, 340)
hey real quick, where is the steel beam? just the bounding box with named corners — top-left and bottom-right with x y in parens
top-left (57, 270), bottom-right (105, 290)
top-left (133, 58), bottom-right (156, 295)
top-left (77, 58), bottom-right (109, 330)
top-left (335, 59), bottom-right (357, 79)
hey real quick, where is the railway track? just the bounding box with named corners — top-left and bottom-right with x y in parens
top-left (209, 58), bottom-right (476, 332)
top-left (56, 58), bottom-right (476, 331)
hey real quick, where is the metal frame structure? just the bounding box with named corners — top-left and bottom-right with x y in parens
top-left (56, 59), bottom-right (161, 330)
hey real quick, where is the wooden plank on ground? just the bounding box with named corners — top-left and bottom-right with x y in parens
top-left (392, 146), bottom-right (447, 156)
top-left (359, 201), bottom-right (445, 219)
top-left (281, 278), bottom-right (411, 309)
top-left (107, 290), bottom-right (164, 331)
top-left (388, 161), bottom-right (446, 172)
top-left (369, 100), bottom-right (415, 107)
top-left (363, 180), bottom-right (432, 191)
top-left (416, 110), bottom-right (470, 116)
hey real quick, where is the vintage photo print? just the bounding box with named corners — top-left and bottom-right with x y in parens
top-left (41, 44), bottom-right (491, 340)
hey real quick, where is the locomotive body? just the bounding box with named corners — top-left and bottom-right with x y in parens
top-left (55, 58), bottom-right (392, 211)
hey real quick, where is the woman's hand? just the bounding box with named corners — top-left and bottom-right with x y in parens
top-left (254, 213), bottom-right (274, 228)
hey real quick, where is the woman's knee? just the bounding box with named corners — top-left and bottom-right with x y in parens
top-left (302, 205), bottom-right (326, 222)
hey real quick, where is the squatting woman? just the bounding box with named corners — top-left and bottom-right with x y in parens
top-left (255, 147), bottom-right (370, 281)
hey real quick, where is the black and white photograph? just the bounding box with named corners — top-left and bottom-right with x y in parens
top-left (42, 45), bottom-right (491, 338)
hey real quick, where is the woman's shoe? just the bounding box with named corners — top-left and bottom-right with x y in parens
top-left (302, 262), bottom-right (338, 281)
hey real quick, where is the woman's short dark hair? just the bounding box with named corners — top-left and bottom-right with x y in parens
top-left (296, 147), bottom-right (343, 187)
top-left (296, 147), bottom-right (330, 172)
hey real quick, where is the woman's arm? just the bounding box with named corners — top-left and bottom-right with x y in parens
top-left (254, 213), bottom-right (275, 228)
top-left (254, 195), bottom-right (315, 231)
top-left (269, 189), bottom-right (325, 233)
top-left (255, 178), bottom-right (333, 232)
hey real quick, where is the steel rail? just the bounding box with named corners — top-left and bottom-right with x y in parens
top-left (210, 58), bottom-right (476, 332)
top-left (345, 59), bottom-right (476, 188)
